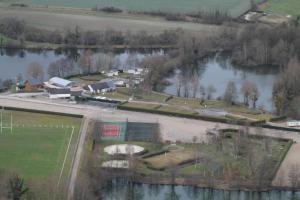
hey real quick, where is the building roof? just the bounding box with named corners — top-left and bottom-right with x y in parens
top-left (26, 79), bottom-right (43, 86)
top-left (88, 82), bottom-right (110, 91)
top-left (47, 88), bottom-right (71, 95)
top-left (49, 77), bottom-right (74, 88)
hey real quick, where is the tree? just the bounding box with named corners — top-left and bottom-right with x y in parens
top-left (206, 85), bottom-right (216, 100)
top-left (224, 81), bottom-right (237, 104)
top-left (7, 174), bottom-right (29, 200)
top-left (48, 58), bottom-right (73, 77)
top-left (94, 53), bottom-right (113, 72)
top-left (79, 50), bottom-right (93, 74)
top-left (26, 62), bottom-right (44, 81)
top-left (191, 75), bottom-right (200, 98)
top-left (240, 80), bottom-right (252, 106)
top-left (273, 57), bottom-right (300, 115)
top-left (249, 83), bottom-right (259, 108)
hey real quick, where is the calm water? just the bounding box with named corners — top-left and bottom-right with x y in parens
top-left (0, 49), bottom-right (278, 111)
top-left (164, 54), bottom-right (280, 111)
top-left (104, 183), bottom-right (300, 200)
top-left (0, 48), bottom-right (163, 80)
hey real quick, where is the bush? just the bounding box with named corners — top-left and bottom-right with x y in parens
top-left (100, 7), bottom-right (123, 13)
top-left (269, 116), bottom-right (287, 122)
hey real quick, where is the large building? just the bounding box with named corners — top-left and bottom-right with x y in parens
top-left (44, 77), bottom-right (76, 89)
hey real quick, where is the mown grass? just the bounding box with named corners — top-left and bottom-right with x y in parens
top-left (0, 110), bottom-right (82, 196)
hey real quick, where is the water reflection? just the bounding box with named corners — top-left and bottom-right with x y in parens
top-left (104, 183), bottom-right (300, 200)
top-left (164, 54), bottom-right (279, 111)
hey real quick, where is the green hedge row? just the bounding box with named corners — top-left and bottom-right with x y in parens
top-left (3, 106), bottom-right (84, 118)
top-left (262, 124), bottom-right (300, 133)
top-left (269, 116), bottom-right (287, 122)
top-left (117, 104), bottom-right (265, 126)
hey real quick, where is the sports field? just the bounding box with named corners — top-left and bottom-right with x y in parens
top-left (262, 0), bottom-right (300, 16)
top-left (0, 109), bottom-right (82, 196)
top-left (5, 0), bottom-right (253, 17)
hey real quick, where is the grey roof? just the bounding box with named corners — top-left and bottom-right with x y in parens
top-left (49, 77), bottom-right (74, 87)
top-left (88, 82), bottom-right (110, 91)
top-left (26, 79), bottom-right (43, 86)
top-left (47, 88), bottom-right (71, 94)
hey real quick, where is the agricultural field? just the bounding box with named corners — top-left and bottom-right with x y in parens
top-left (0, 109), bottom-right (82, 197)
top-left (2, 0), bottom-right (253, 17)
top-left (261, 0), bottom-right (300, 16)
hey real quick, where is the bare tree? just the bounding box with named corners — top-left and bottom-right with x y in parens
top-left (7, 174), bottom-right (29, 200)
top-left (206, 85), bottom-right (216, 100)
top-left (94, 53), bottom-right (114, 72)
top-left (26, 62), bottom-right (44, 81)
top-left (241, 80), bottom-right (252, 106)
top-left (79, 50), bottom-right (93, 74)
top-left (191, 75), bottom-right (200, 98)
top-left (224, 81), bottom-right (237, 105)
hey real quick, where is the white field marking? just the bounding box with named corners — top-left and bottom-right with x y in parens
top-left (57, 126), bottom-right (75, 188)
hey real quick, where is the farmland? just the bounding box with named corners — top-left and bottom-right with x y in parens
top-left (10, 0), bottom-right (253, 17)
top-left (0, 109), bottom-right (82, 197)
top-left (262, 0), bottom-right (300, 16)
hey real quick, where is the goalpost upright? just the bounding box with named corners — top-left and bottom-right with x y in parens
top-left (0, 107), bottom-right (13, 133)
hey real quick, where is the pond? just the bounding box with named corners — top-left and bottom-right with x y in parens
top-left (163, 54), bottom-right (280, 112)
top-left (104, 182), bottom-right (300, 200)
top-left (0, 48), bottom-right (163, 80)
top-left (0, 49), bottom-right (279, 111)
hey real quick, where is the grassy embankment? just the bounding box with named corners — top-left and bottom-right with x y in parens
top-left (101, 87), bottom-right (276, 124)
top-left (0, 109), bottom-right (82, 197)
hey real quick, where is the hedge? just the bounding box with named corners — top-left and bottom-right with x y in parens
top-left (269, 116), bottom-right (287, 122)
top-left (3, 106), bottom-right (84, 118)
top-left (262, 124), bottom-right (300, 133)
top-left (118, 104), bottom-right (266, 126)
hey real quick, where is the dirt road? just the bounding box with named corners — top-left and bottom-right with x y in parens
top-left (0, 96), bottom-right (299, 194)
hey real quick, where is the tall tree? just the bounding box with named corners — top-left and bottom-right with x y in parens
top-left (26, 62), bottom-right (44, 81)
top-left (224, 81), bottom-right (237, 104)
top-left (7, 174), bottom-right (29, 200)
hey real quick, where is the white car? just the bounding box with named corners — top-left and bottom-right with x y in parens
top-left (95, 96), bottom-right (107, 100)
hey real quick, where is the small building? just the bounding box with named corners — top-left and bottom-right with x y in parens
top-left (83, 81), bottom-right (115, 94)
top-left (24, 79), bottom-right (43, 92)
top-left (47, 88), bottom-right (71, 99)
top-left (106, 71), bottom-right (119, 77)
top-left (45, 77), bottom-right (76, 88)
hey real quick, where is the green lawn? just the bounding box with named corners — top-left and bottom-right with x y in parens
top-left (263, 0), bottom-right (300, 16)
top-left (0, 110), bottom-right (82, 196)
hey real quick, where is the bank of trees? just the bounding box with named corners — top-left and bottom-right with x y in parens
top-left (273, 57), bottom-right (300, 117)
top-left (0, 18), bottom-right (179, 47)
top-left (232, 24), bottom-right (300, 67)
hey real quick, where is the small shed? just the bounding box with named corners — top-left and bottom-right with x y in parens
top-left (47, 88), bottom-right (71, 99)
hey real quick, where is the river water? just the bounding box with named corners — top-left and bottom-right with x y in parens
top-left (104, 183), bottom-right (300, 200)
top-left (164, 54), bottom-right (279, 111)
top-left (0, 49), bottom-right (278, 111)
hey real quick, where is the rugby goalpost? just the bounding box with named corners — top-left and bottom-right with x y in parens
top-left (0, 107), bottom-right (13, 133)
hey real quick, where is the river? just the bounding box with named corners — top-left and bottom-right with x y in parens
top-left (163, 54), bottom-right (279, 112)
top-left (0, 49), bottom-right (278, 111)
top-left (104, 182), bottom-right (300, 200)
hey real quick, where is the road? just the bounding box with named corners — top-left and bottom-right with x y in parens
top-left (0, 96), bottom-right (299, 196)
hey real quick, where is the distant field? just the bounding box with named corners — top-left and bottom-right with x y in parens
top-left (0, 110), bottom-right (82, 195)
top-left (2, 0), bottom-right (254, 17)
top-left (262, 0), bottom-right (300, 16)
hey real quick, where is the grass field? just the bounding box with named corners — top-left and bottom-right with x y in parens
top-left (2, 0), bottom-right (253, 17)
top-left (262, 0), bottom-right (300, 16)
top-left (0, 109), bottom-right (82, 196)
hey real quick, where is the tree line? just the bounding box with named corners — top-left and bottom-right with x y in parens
top-left (0, 18), bottom-right (179, 47)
